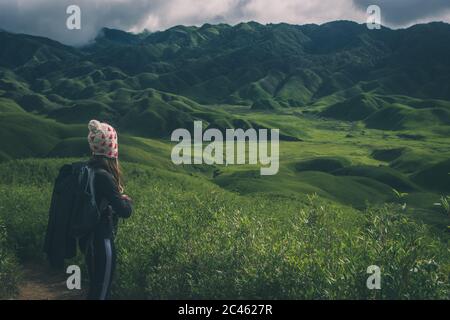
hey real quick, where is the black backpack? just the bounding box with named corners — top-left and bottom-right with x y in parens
top-left (69, 164), bottom-right (102, 238)
top-left (44, 162), bottom-right (101, 268)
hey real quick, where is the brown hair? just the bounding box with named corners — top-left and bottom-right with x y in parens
top-left (89, 155), bottom-right (124, 193)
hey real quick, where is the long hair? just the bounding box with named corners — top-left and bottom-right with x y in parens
top-left (89, 155), bottom-right (124, 193)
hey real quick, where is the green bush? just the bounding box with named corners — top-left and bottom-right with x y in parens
top-left (114, 183), bottom-right (449, 299)
top-left (0, 217), bottom-right (21, 299)
top-left (0, 184), bottom-right (52, 261)
top-left (0, 159), bottom-right (448, 299)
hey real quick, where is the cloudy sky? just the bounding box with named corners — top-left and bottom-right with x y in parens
top-left (0, 0), bottom-right (449, 46)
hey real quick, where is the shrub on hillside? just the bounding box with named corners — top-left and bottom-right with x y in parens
top-left (113, 188), bottom-right (449, 299)
top-left (0, 159), bottom-right (448, 299)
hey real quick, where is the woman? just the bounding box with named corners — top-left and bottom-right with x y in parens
top-left (81, 119), bottom-right (133, 300)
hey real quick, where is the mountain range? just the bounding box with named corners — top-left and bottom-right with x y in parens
top-left (0, 20), bottom-right (449, 237)
top-left (1, 20), bottom-right (450, 140)
top-left (0, 21), bottom-right (450, 131)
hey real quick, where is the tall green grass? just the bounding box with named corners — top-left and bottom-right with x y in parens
top-left (0, 159), bottom-right (448, 299)
top-left (0, 216), bottom-right (21, 299)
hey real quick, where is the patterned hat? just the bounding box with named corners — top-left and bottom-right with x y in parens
top-left (87, 120), bottom-right (119, 159)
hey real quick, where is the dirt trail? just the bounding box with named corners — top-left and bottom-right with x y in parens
top-left (17, 262), bottom-right (85, 300)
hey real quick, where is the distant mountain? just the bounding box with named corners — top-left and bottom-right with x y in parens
top-left (86, 21), bottom-right (450, 104)
top-left (1, 21), bottom-right (450, 137)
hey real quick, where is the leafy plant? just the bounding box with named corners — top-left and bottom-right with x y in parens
top-left (0, 217), bottom-right (21, 299)
top-left (434, 195), bottom-right (450, 225)
top-left (392, 188), bottom-right (408, 211)
top-left (1, 159), bottom-right (448, 299)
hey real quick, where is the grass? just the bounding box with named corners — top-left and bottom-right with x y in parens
top-left (0, 97), bottom-right (24, 113)
top-left (333, 165), bottom-right (419, 192)
top-left (0, 158), bottom-right (448, 299)
top-left (0, 108), bottom-right (448, 223)
top-left (0, 215), bottom-right (21, 299)
top-left (0, 110), bottom-right (448, 299)
top-left (294, 157), bottom-right (351, 173)
top-left (412, 159), bottom-right (450, 193)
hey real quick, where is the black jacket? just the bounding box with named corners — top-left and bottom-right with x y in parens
top-left (90, 167), bottom-right (133, 239)
top-left (44, 163), bottom-right (82, 268)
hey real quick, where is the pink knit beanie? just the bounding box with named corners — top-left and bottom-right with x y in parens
top-left (87, 120), bottom-right (119, 159)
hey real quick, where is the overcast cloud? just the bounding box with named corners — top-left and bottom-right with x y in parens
top-left (0, 0), bottom-right (449, 46)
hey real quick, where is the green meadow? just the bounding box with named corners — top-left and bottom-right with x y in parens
top-left (0, 108), bottom-right (449, 299)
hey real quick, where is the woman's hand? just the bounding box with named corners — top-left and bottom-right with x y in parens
top-left (121, 194), bottom-right (132, 202)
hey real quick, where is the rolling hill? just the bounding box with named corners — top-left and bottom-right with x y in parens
top-left (0, 21), bottom-right (449, 226)
top-left (0, 21), bottom-right (450, 137)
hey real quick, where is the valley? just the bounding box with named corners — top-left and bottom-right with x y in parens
top-left (0, 21), bottom-right (449, 299)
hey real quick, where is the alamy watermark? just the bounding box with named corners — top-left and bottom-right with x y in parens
top-left (66, 265), bottom-right (81, 290)
top-left (67, 4), bottom-right (382, 31)
top-left (366, 5), bottom-right (382, 30)
top-left (366, 265), bottom-right (381, 290)
top-left (66, 5), bottom-right (81, 30)
top-left (171, 121), bottom-right (279, 176)
top-left (65, 262), bottom-right (382, 291)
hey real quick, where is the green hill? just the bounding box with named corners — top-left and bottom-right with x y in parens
top-left (1, 22), bottom-right (450, 138)
top-left (412, 159), bottom-right (450, 193)
top-left (0, 158), bottom-right (449, 299)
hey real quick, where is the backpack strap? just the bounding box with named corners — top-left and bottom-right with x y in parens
top-left (87, 166), bottom-right (109, 212)
top-left (88, 167), bottom-right (97, 208)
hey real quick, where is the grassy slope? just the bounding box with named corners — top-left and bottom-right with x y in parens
top-left (0, 158), bottom-right (448, 299)
top-left (0, 104), bottom-right (448, 300)
top-left (0, 108), bottom-right (448, 227)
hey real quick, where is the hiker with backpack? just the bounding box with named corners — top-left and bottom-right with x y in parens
top-left (44, 120), bottom-right (133, 300)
